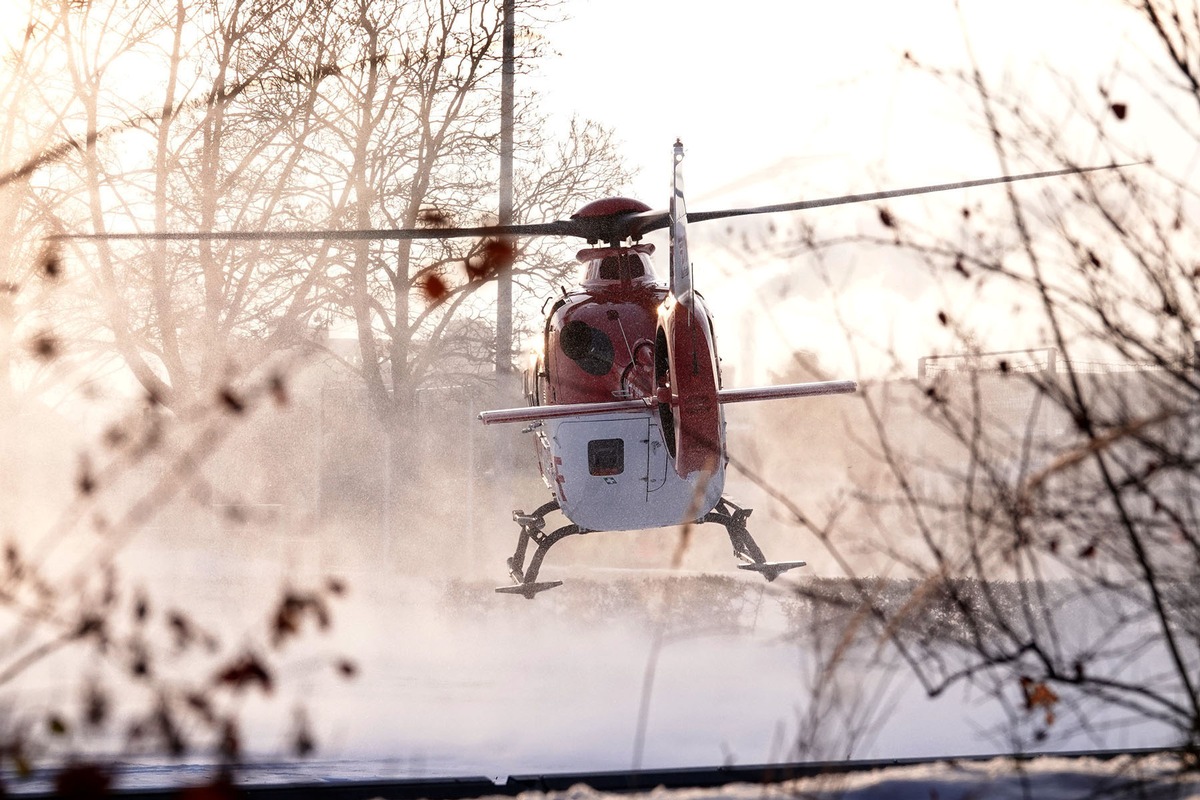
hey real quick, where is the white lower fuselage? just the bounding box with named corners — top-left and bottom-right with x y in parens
top-left (534, 410), bottom-right (726, 532)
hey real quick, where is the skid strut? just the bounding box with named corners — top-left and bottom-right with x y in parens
top-left (701, 497), bottom-right (806, 582)
top-left (496, 497), bottom-right (804, 598)
top-left (495, 499), bottom-right (583, 598)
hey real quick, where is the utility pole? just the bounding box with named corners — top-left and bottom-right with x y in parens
top-left (496, 0), bottom-right (514, 378)
top-left (489, 0), bottom-right (517, 537)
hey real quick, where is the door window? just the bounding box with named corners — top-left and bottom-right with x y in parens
top-left (587, 438), bottom-right (624, 476)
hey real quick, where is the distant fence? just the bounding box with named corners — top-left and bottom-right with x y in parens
top-left (918, 346), bottom-right (1191, 379)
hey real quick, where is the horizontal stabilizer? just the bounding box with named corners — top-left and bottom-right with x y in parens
top-left (718, 380), bottom-right (857, 404)
top-left (479, 380), bottom-right (855, 425)
top-left (479, 398), bottom-right (652, 425)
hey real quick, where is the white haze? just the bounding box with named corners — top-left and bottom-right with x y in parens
top-left (0, 372), bottom-right (1178, 791)
top-left (0, 0), bottom-right (1194, 792)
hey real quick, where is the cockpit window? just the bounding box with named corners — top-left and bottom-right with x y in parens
top-left (599, 256), bottom-right (621, 280)
top-left (578, 245), bottom-right (657, 284)
top-left (596, 254), bottom-right (647, 281)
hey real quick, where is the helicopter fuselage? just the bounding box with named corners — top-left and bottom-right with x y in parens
top-left (522, 244), bottom-right (726, 531)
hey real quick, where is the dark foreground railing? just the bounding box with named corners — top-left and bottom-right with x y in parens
top-left (15, 746), bottom-right (1181, 799)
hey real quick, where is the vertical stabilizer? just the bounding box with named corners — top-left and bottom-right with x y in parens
top-left (669, 140), bottom-right (692, 300)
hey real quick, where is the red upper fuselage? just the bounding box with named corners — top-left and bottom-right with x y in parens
top-left (532, 244), bottom-right (721, 413)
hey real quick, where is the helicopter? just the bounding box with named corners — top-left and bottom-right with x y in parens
top-left (61, 141), bottom-right (1124, 597)
top-left (472, 142), bottom-right (1124, 597)
top-left (478, 142), bottom-right (857, 597)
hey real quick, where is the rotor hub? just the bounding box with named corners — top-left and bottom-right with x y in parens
top-left (571, 197), bottom-right (652, 219)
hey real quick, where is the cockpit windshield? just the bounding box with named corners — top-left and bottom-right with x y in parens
top-left (577, 244), bottom-right (658, 285)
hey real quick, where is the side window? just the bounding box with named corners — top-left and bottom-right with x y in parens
top-left (587, 438), bottom-right (624, 476)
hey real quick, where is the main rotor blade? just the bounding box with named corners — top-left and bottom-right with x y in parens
top-left (48, 161), bottom-right (1134, 246)
top-left (50, 212), bottom-right (668, 246)
top-left (50, 220), bottom-right (579, 243)
top-left (683, 163), bottom-right (1135, 227)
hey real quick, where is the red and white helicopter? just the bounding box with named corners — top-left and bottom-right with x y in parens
top-left (67, 142), bottom-right (1120, 597)
top-left (473, 142), bottom-right (1118, 597)
top-left (479, 142), bottom-right (857, 597)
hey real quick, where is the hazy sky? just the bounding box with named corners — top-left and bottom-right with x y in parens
top-left (533, 1), bottom-right (1143, 197)
top-left (528, 0), bottom-right (1163, 381)
top-left (1, 0), bottom-right (1168, 381)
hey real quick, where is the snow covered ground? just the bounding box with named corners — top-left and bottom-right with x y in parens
top-left (9, 530), bottom-right (1185, 795)
top-left (94, 533), bottom-right (1182, 775)
top-left (489, 755), bottom-right (1200, 800)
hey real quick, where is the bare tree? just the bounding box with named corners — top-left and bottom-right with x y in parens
top-left (217, 0), bottom-right (633, 523)
top-left (257, 0), bottom-right (629, 409)
top-left (0, 0), bottom-right (633, 771)
top-left (739, 0), bottom-right (1200, 755)
top-left (18, 0), bottom-right (627, 469)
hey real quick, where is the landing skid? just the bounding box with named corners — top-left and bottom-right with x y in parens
top-left (496, 496), bottom-right (805, 597)
top-left (701, 497), bottom-right (807, 582)
top-left (495, 580), bottom-right (564, 598)
top-left (495, 500), bottom-right (585, 599)
top-left (737, 560), bottom-right (807, 581)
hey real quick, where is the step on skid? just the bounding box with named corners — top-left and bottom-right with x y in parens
top-left (737, 560), bottom-right (807, 581)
